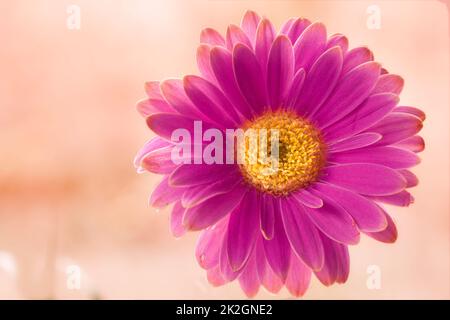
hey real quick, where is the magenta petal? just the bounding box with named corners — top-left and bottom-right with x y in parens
top-left (285, 68), bottom-right (306, 109)
top-left (313, 182), bottom-right (388, 232)
top-left (293, 22), bottom-right (327, 72)
top-left (281, 197), bottom-right (324, 271)
top-left (146, 113), bottom-right (210, 141)
top-left (170, 202), bottom-right (186, 238)
top-left (184, 75), bottom-right (240, 127)
top-left (196, 45), bottom-right (217, 85)
top-left (394, 106), bottom-right (426, 121)
top-left (323, 163), bottom-right (407, 196)
top-left (370, 190), bottom-right (414, 207)
top-left (295, 46), bottom-right (343, 116)
top-left (328, 146), bottom-right (420, 169)
top-left (292, 188), bottom-right (324, 208)
top-left (170, 164), bottom-right (235, 187)
top-left (326, 33), bottom-right (349, 53)
top-left (267, 35), bottom-right (294, 109)
top-left (233, 44), bottom-right (269, 114)
top-left (369, 113), bottom-right (424, 146)
top-left (314, 233), bottom-right (350, 286)
top-left (149, 176), bottom-right (186, 208)
top-left (302, 191), bottom-right (360, 245)
top-left (286, 18), bottom-right (311, 44)
top-left (328, 133), bottom-right (382, 153)
top-left (226, 24), bottom-right (252, 50)
top-left (324, 93), bottom-right (399, 143)
top-left (279, 18), bottom-right (296, 35)
top-left (183, 184), bottom-right (247, 231)
top-left (316, 62), bottom-right (381, 128)
top-left (200, 28), bottom-right (225, 46)
top-left (238, 249), bottom-right (260, 298)
top-left (260, 194), bottom-right (275, 240)
top-left (227, 190), bottom-right (259, 271)
top-left (182, 173), bottom-right (241, 208)
top-left (210, 46), bottom-right (253, 120)
top-left (372, 74), bottom-right (404, 94)
top-left (399, 169), bottom-right (419, 188)
top-left (365, 206), bottom-right (398, 243)
top-left (255, 18), bottom-right (276, 74)
top-left (220, 229), bottom-right (242, 281)
top-left (196, 218), bottom-right (227, 269)
top-left (263, 199), bottom-right (291, 280)
top-left (285, 252), bottom-right (312, 297)
top-left (342, 47), bottom-right (373, 74)
top-left (393, 135), bottom-right (425, 153)
top-left (241, 10), bottom-right (261, 45)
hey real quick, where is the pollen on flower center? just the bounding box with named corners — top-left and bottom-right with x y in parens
top-left (239, 110), bottom-right (326, 196)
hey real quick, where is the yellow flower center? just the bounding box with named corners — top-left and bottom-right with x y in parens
top-left (239, 110), bottom-right (326, 196)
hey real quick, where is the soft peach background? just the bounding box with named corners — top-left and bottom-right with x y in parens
top-left (0, 0), bottom-right (449, 299)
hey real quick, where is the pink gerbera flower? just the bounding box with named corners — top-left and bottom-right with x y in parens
top-left (135, 11), bottom-right (425, 297)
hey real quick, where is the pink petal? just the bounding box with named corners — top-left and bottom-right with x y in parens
top-left (285, 252), bottom-right (312, 297)
top-left (233, 44), bottom-right (269, 114)
top-left (281, 197), bottom-right (324, 271)
top-left (323, 163), bottom-right (407, 196)
top-left (255, 18), bottom-right (276, 74)
top-left (370, 190), bottom-right (414, 207)
top-left (210, 46), bottom-right (253, 120)
top-left (183, 75), bottom-right (240, 127)
top-left (170, 201), bottom-right (186, 238)
top-left (267, 35), bottom-right (294, 108)
top-left (196, 218), bottom-right (227, 269)
top-left (136, 98), bottom-right (174, 117)
top-left (200, 28), bottom-right (225, 46)
top-left (160, 79), bottom-right (204, 118)
top-left (260, 193), bottom-right (275, 240)
top-left (227, 190), bottom-right (260, 271)
top-left (141, 146), bottom-right (178, 174)
top-left (146, 113), bottom-right (212, 141)
top-left (238, 250), bottom-right (260, 298)
top-left (134, 137), bottom-right (173, 170)
top-left (241, 10), bottom-right (261, 46)
top-left (170, 164), bottom-right (235, 187)
top-left (263, 199), bottom-right (292, 280)
top-left (369, 113), bottom-right (424, 146)
top-left (342, 47), bottom-right (373, 74)
top-left (286, 18), bottom-right (311, 44)
top-left (303, 191), bottom-right (360, 245)
top-left (372, 74), bottom-right (404, 94)
top-left (365, 206), bottom-right (398, 243)
top-left (285, 68), bottom-right (306, 109)
top-left (219, 229), bottom-right (242, 281)
top-left (196, 45), bottom-right (217, 84)
top-left (315, 62), bottom-right (381, 128)
top-left (207, 266), bottom-right (227, 287)
top-left (324, 93), bottom-right (399, 143)
top-left (399, 169), bottom-right (419, 188)
top-left (256, 240), bottom-right (283, 293)
top-left (328, 146), bottom-right (421, 169)
top-left (226, 24), bottom-right (252, 50)
top-left (144, 81), bottom-right (164, 99)
top-left (313, 182), bottom-right (387, 232)
top-left (328, 133), bottom-right (382, 153)
top-left (394, 135), bottom-right (425, 153)
top-left (293, 22), bottom-right (327, 72)
top-left (183, 184), bottom-right (247, 231)
top-left (181, 173), bottom-right (242, 208)
top-left (394, 106), bottom-right (426, 121)
top-left (295, 46), bottom-right (343, 116)
top-left (314, 233), bottom-right (349, 286)
top-left (292, 188), bottom-right (324, 208)
top-left (326, 33), bottom-right (349, 53)
top-left (149, 176), bottom-right (186, 208)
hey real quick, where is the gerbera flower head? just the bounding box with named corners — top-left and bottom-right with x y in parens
top-left (135, 11), bottom-right (425, 297)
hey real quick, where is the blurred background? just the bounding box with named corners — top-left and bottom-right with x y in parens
top-left (0, 0), bottom-right (449, 299)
